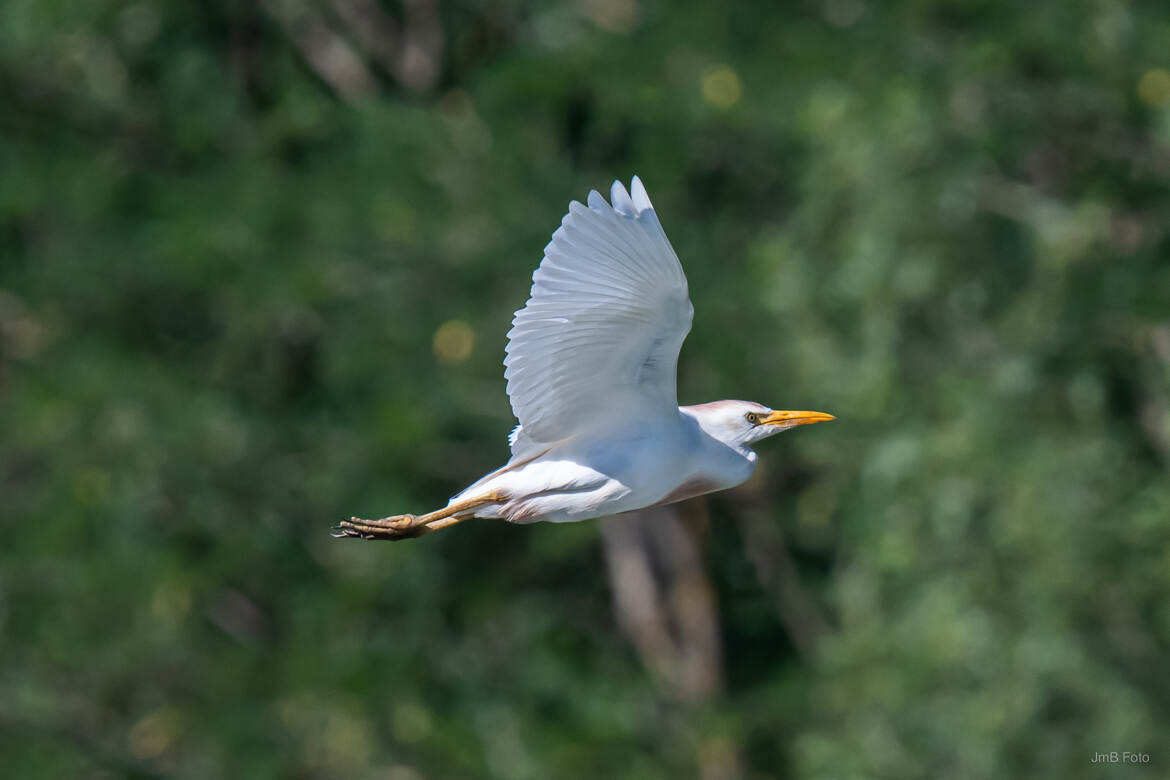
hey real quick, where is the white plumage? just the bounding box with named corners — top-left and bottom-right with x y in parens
top-left (338, 178), bottom-right (833, 541)
top-left (504, 178), bottom-right (691, 450)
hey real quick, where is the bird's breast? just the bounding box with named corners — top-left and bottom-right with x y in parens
top-left (651, 475), bottom-right (725, 508)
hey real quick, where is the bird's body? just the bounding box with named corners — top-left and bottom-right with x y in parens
top-left (338, 178), bottom-right (832, 541)
top-left (448, 402), bottom-right (758, 525)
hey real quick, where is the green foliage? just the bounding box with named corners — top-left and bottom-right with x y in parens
top-left (2, 0), bottom-right (1169, 777)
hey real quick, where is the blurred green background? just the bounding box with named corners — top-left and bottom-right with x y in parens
top-left (3, 0), bottom-right (1170, 777)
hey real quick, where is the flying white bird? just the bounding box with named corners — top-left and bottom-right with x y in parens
top-left (336, 177), bottom-right (833, 541)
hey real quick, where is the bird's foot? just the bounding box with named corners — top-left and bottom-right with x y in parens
top-left (331, 514), bottom-right (426, 541)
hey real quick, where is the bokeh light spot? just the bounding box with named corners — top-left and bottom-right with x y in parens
top-left (433, 320), bottom-right (475, 364)
top-left (151, 581), bottom-right (192, 624)
top-left (701, 66), bottom-right (742, 109)
top-left (581, 0), bottom-right (640, 34)
top-left (1137, 68), bottom-right (1170, 107)
top-left (128, 707), bottom-right (182, 761)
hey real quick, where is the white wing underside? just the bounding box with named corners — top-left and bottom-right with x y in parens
top-left (504, 178), bottom-right (694, 453)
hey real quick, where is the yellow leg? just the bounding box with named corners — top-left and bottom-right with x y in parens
top-left (333, 490), bottom-right (507, 541)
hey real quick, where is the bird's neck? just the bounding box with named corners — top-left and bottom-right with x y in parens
top-left (679, 408), bottom-right (757, 489)
top-left (679, 404), bottom-right (758, 459)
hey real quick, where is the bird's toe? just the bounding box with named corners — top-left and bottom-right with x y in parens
top-left (331, 519), bottom-right (367, 538)
top-left (332, 512), bottom-right (433, 541)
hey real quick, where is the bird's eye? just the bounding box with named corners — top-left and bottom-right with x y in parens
top-left (745, 412), bottom-right (760, 424)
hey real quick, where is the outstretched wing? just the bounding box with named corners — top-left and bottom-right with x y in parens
top-left (504, 177), bottom-right (694, 447)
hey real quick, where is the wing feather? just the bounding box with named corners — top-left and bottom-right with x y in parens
top-left (504, 177), bottom-right (693, 448)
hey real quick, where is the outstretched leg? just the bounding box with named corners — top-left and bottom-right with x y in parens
top-left (333, 490), bottom-right (508, 541)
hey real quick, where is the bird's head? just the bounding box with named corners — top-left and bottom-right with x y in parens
top-left (683, 400), bottom-right (835, 450)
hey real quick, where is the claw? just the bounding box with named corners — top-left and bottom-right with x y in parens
top-left (332, 516), bottom-right (422, 541)
top-left (330, 520), bottom-right (371, 539)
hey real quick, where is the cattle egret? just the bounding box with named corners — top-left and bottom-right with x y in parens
top-left (336, 177), bottom-right (833, 541)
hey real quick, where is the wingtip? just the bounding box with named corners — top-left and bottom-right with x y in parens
top-left (610, 179), bottom-right (636, 216)
top-left (629, 175), bottom-right (653, 213)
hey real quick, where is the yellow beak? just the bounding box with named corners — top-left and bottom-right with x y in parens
top-left (760, 410), bottom-right (836, 427)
